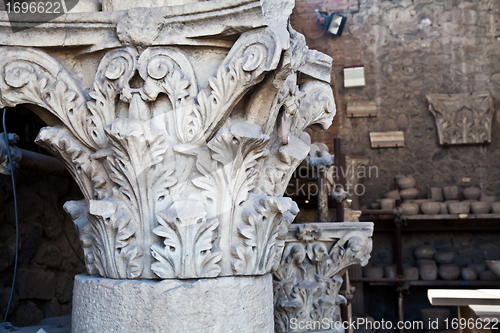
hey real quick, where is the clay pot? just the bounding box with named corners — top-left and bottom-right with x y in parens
top-left (419, 264), bottom-right (438, 281)
top-left (363, 267), bottom-right (384, 279)
top-left (439, 202), bottom-right (448, 214)
top-left (396, 175), bottom-right (417, 190)
top-left (434, 252), bottom-right (455, 265)
top-left (400, 188), bottom-right (419, 200)
top-left (471, 201), bottom-right (491, 214)
top-left (403, 266), bottom-right (419, 281)
top-left (448, 201), bottom-right (470, 214)
top-left (479, 271), bottom-right (498, 281)
top-left (480, 196), bottom-right (496, 203)
top-left (461, 267), bottom-right (477, 281)
top-left (417, 259), bottom-right (436, 267)
top-left (468, 263), bottom-right (486, 274)
top-left (380, 198), bottom-right (396, 210)
top-left (486, 261), bottom-right (500, 280)
top-left (370, 202), bottom-right (380, 209)
top-left (463, 187), bottom-right (481, 200)
top-left (384, 265), bottom-right (397, 279)
top-left (421, 202), bottom-right (441, 215)
top-left (421, 308), bottom-right (450, 331)
top-left (414, 245), bottom-right (436, 259)
top-left (401, 203), bottom-right (419, 215)
top-left (491, 202), bottom-right (500, 214)
top-left (438, 264), bottom-right (460, 280)
top-left (429, 187), bottom-right (444, 202)
top-left (383, 190), bottom-right (401, 200)
top-left (443, 186), bottom-right (458, 200)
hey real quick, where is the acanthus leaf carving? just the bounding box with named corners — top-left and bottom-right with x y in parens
top-left (151, 199), bottom-right (222, 279)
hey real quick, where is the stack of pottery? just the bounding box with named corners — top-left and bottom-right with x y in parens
top-left (395, 175), bottom-right (420, 215)
top-left (435, 251), bottom-right (460, 280)
top-left (414, 245), bottom-right (437, 280)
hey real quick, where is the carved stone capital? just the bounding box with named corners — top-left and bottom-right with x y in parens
top-left (0, 1), bottom-right (336, 281)
top-left (273, 222), bottom-right (373, 333)
top-left (426, 92), bottom-right (494, 145)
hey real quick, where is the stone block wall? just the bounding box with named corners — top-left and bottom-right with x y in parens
top-left (291, 0), bottom-right (500, 206)
top-left (0, 170), bottom-right (85, 326)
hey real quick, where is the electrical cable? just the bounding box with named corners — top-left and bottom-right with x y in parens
top-left (2, 108), bottom-right (19, 323)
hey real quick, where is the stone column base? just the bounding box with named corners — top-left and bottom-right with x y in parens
top-left (72, 274), bottom-right (273, 333)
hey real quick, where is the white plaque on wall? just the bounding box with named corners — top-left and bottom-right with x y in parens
top-left (344, 66), bottom-right (365, 88)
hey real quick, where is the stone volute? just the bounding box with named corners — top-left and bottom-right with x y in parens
top-left (0, 0), bottom-right (337, 331)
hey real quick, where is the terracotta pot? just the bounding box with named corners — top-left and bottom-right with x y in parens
top-left (480, 195), bottom-right (496, 203)
top-left (419, 264), bottom-right (438, 281)
top-left (421, 202), bottom-right (441, 215)
top-left (429, 187), bottom-right (444, 202)
top-left (414, 245), bottom-right (436, 259)
top-left (383, 190), bottom-right (400, 200)
top-left (461, 267), bottom-right (477, 281)
top-left (438, 264), bottom-right (460, 280)
top-left (421, 308), bottom-right (450, 330)
top-left (380, 198), bottom-right (396, 210)
top-left (463, 186), bottom-right (481, 200)
top-left (384, 265), bottom-right (397, 279)
top-left (401, 203), bottom-right (419, 215)
top-left (491, 202), bottom-right (500, 214)
top-left (443, 186), bottom-right (458, 200)
top-left (403, 266), bottom-right (419, 281)
top-left (363, 267), bottom-right (384, 279)
top-left (479, 271), bottom-right (498, 281)
top-left (417, 259), bottom-right (436, 267)
top-left (439, 202), bottom-right (448, 214)
top-left (396, 176), bottom-right (417, 190)
top-left (448, 201), bottom-right (470, 214)
top-left (467, 263), bottom-right (486, 274)
top-left (400, 188), bottom-right (419, 200)
top-left (486, 261), bottom-right (500, 280)
top-left (434, 252), bottom-right (455, 265)
top-left (471, 201), bottom-right (491, 214)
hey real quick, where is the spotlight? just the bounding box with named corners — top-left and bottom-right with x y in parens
top-left (315, 10), bottom-right (347, 36)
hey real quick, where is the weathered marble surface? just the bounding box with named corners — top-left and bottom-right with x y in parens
top-left (274, 222), bottom-right (373, 333)
top-left (0, 0), bottom-right (336, 281)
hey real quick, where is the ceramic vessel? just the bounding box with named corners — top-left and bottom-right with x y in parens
top-left (434, 252), bottom-right (455, 264)
top-left (414, 245), bottom-right (436, 259)
top-left (416, 259), bottom-right (436, 267)
top-left (429, 187), bottom-right (444, 202)
top-left (419, 264), bottom-right (438, 281)
top-left (471, 201), bottom-right (491, 214)
top-left (363, 267), bottom-right (384, 279)
top-left (380, 198), bottom-right (396, 210)
top-left (403, 267), bottom-right (419, 281)
top-left (486, 261), bottom-right (500, 280)
top-left (443, 186), bottom-right (458, 200)
top-left (480, 196), bottom-right (496, 203)
top-left (421, 308), bottom-right (450, 331)
top-left (448, 201), bottom-right (470, 214)
top-left (461, 267), bottom-right (477, 281)
top-left (463, 187), bottom-right (481, 200)
top-left (396, 176), bottom-right (417, 190)
top-left (491, 202), bottom-right (500, 214)
top-left (384, 265), bottom-right (397, 279)
top-left (370, 202), bottom-right (380, 209)
top-left (479, 271), bottom-right (498, 281)
top-left (439, 202), bottom-right (448, 214)
top-left (400, 188), bottom-right (419, 200)
top-left (421, 202), bottom-right (441, 215)
top-left (468, 263), bottom-right (486, 274)
top-left (383, 190), bottom-right (401, 200)
top-left (401, 203), bottom-right (419, 215)
top-left (438, 264), bottom-right (460, 280)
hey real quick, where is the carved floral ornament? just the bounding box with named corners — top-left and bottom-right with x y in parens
top-left (274, 223), bottom-right (373, 333)
top-left (426, 92), bottom-right (494, 145)
top-left (0, 26), bottom-right (336, 279)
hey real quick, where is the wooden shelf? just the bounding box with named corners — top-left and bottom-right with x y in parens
top-left (403, 214), bottom-right (500, 220)
top-left (351, 278), bottom-right (500, 287)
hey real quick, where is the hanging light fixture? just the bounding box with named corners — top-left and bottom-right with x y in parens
top-left (315, 9), bottom-right (347, 36)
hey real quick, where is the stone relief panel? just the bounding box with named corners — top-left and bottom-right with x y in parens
top-left (273, 223), bottom-right (373, 333)
top-left (426, 92), bottom-right (494, 146)
top-left (0, 24), bottom-right (336, 279)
